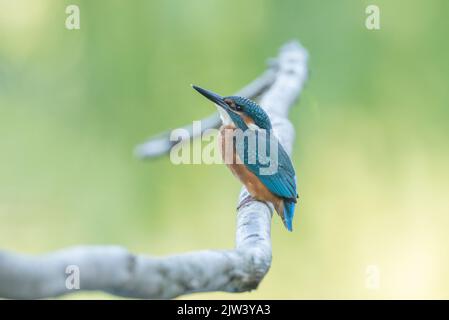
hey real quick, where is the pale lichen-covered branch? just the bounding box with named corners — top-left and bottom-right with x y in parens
top-left (0, 41), bottom-right (308, 299)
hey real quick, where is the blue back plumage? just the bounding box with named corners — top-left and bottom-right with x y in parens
top-left (232, 113), bottom-right (297, 201)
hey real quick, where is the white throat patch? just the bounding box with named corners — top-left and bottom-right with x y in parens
top-left (216, 105), bottom-right (232, 125)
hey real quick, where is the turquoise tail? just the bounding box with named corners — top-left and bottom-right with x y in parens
top-left (283, 200), bottom-right (296, 232)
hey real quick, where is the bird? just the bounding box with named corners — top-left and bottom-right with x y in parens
top-left (192, 85), bottom-right (298, 231)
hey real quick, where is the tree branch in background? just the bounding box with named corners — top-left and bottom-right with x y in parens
top-left (134, 56), bottom-right (278, 159)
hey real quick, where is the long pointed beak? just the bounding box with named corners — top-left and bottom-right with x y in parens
top-left (192, 85), bottom-right (231, 111)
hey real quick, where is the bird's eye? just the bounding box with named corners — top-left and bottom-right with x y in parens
top-left (224, 99), bottom-right (244, 112)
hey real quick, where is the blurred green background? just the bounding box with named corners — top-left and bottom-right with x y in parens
top-left (1, 0), bottom-right (448, 299)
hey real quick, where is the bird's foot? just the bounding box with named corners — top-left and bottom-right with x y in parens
top-left (237, 194), bottom-right (255, 210)
top-left (237, 194), bottom-right (275, 214)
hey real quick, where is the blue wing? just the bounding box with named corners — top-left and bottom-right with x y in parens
top-left (256, 142), bottom-right (297, 201)
top-left (236, 128), bottom-right (297, 201)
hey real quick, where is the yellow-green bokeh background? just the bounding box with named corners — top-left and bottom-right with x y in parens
top-left (1, 0), bottom-right (448, 299)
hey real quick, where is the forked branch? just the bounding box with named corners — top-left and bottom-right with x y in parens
top-left (0, 41), bottom-right (308, 299)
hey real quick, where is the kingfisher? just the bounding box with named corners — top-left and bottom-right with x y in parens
top-left (192, 85), bottom-right (298, 231)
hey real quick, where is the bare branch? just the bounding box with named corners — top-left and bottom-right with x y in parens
top-left (134, 63), bottom-right (278, 159)
top-left (0, 40), bottom-right (308, 299)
